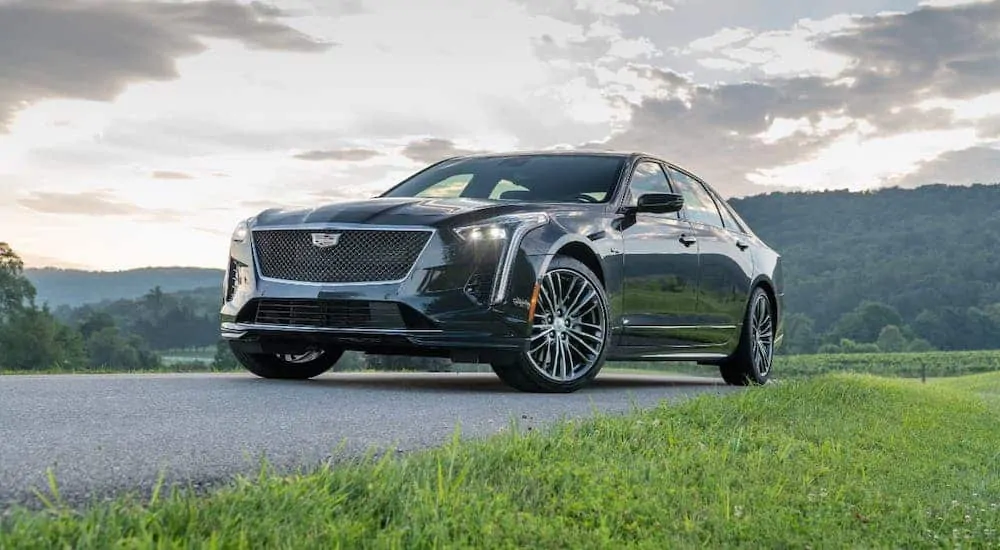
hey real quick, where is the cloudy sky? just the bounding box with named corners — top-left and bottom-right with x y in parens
top-left (2, 0), bottom-right (999, 270)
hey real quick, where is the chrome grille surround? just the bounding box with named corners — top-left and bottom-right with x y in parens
top-left (250, 225), bottom-right (434, 285)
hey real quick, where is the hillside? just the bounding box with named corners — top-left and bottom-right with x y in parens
top-left (730, 183), bottom-right (1000, 350)
top-left (25, 267), bottom-right (224, 308)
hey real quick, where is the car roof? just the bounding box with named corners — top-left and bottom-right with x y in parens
top-left (446, 149), bottom-right (648, 161)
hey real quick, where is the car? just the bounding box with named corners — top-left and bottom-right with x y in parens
top-left (220, 151), bottom-right (784, 392)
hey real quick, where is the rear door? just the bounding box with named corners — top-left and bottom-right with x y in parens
top-left (665, 166), bottom-right (754, 346)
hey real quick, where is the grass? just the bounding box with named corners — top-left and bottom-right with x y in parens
top-left (616, 349), bottom-right (1000, 379)
top-left (935, 372), bottom-right (1000, 405)
top-left (2, 373), bottom-right (999, 548)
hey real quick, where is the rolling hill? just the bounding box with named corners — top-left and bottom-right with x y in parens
top-left (25, 267), bottom-right (224, 308)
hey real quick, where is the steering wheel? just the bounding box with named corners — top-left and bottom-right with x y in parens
top-left (573, 194), bottom-right (600, 203)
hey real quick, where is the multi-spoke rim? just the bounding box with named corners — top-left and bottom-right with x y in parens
top-left (750, 293), bottom-right (773, 377)
top-left (279, 350), bottom-right (324, 364)
top-left (527, 268), bottom-right (607, 382)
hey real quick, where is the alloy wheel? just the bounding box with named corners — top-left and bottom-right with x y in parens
top-left (750, 293), bottom-right (773, 377)
top-left (527, 268), bottom-right (607, 382)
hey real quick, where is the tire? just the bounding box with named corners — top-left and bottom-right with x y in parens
top-left (719, 287), bottom-right (774, 386)
top-left (491, 255), bottom-right (610, 393)
top-left (231, 344), bottom-right (344, 380)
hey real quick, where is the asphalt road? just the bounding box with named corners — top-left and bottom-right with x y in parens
top-left (0, 371), bottom-right (737, 510)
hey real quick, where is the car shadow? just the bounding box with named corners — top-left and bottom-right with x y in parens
top-left (229, 371), bottom-right (728, 394)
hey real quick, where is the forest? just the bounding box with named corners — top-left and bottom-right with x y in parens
top-left (730, 183), bottom-right (1000, 353)
top-left (3, 183), bottom-right (1000, 371)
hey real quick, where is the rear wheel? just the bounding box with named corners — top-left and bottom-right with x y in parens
top-left (719, 287), bottom-right (774, 386)
top-left (231, 344), bottom-right (343, 380)
top-left (491, 256), bottom-right (610, 393)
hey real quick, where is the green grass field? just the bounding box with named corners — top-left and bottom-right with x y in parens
top-left (2, 371), bottom-right (999, 548)
top-left (615, 349), bottom-right (1000, 379)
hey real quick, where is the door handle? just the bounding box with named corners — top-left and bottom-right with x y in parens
top-left (736, 240), bottom-right (749, 251)
top-left (679, 234), bottom-right (697, 247)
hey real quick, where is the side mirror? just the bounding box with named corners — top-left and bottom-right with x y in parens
top-left (636, 192), bottom-right (684, 214)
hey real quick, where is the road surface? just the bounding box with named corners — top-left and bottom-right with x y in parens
top-left (0, 371), bottom-right (736, 509)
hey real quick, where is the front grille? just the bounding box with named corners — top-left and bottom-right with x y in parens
top-left (252, 228), bottom-right (432, 284)
top-left (254, 299), bottom-right (406, 329)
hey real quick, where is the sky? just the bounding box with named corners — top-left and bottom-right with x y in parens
top-left (1, 0), bottom-right (999, 271)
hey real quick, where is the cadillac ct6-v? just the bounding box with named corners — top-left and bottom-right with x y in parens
top-left (221, 151), bottom-right (783, 393)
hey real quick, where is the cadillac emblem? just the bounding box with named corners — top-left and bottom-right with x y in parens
top-left (310, 232), bottom-right (342, 248)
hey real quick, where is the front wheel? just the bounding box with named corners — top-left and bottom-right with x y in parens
top-left (231, 344), bottom-right (343, 380)
top-left (719, 287), bottom-right (774, 386)
top-left (491, 256), bottom-right (610, 393)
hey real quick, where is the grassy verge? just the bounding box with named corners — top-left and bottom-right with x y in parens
top-left (616, 349), bottom-right (1000, 379)
top-left (3, 373), bottom-right (999, 548)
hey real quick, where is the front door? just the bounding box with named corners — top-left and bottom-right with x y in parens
top-left (619, 160), bottom-right (702, 350)
top-left (666, 166), bottom-right (755, 347)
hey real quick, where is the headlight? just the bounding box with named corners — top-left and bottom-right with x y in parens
top-left (453, 212), bottom-right (550, 305)
top-left (232, 220), bottom-right (250, 242)
top-left (453, 212), bottom-right (549, 242)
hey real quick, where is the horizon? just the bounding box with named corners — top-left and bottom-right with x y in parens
top-left (16, 180), bottom-right (1000, 272)
top-left (3, 0), bottom-right (999, 270)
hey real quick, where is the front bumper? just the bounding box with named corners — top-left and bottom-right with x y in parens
top-left (222, 321), bottom-right (529, 361)
top-left (221, 224), bottom-right (548, 361)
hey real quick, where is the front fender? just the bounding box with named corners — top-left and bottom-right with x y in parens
top-left (497, 219), bottom-right (624, 337)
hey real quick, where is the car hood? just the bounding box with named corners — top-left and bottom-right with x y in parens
top-left (251, 197), bottom-right (552, 228)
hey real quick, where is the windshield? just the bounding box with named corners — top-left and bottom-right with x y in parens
top-left (381, 154), bottom-right (627, 204)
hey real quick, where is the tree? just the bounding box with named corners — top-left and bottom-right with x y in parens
top-left (782, 313), bottom-right (818, 354)
top-left (0, 306), bottom-right (86, 370)
top-left (0, 242), bottom-right (36, 321)
top-left (907, 338), bottom-right (935, 352)
top-left (828, 301), bottom-right (905, 344)
top-left (876, 325), bottom-right (907, 353)
top-left (84, 325), bottom-right (160, 370)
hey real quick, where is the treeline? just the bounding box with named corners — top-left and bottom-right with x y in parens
top-left (730, 184), bottom-right (1000, 353)
top-left (780, 301), bottom-right (1000, 355)
top-left (52, 286), bottom-right (219, 351)
top-left (0, 243), bottom-right (217, 371)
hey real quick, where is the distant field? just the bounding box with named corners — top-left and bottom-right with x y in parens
top-left (3, 372), bottom-right (999, 547)
top-left (614, 349), bottom-right (1000, 379)
top-left (159, 347), bottom-right (215, 366)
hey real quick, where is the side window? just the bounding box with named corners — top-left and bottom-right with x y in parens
top-left (715, 198), bottom-right (747, 233)
top-left (666, 167), bottom-right (725, 228)
top-left (626, 161), bottom-right (673, 206)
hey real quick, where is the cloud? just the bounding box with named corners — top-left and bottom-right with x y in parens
top-left (400, 138), bottom-right (487, 164)
top-left (605, 1), bottom-right (1000, 195)
top-left (18, 190), bottom-right (145, 216)
top-left (0, 0), bottom-right (331, 132)
top-left (151, 170), bottom-right (193, 180)
top-left (573, 0), bottom-right (672, 17)
top-left (891, 145), bottom-right (1000, 187)
top-left (683, 16), bottom-right (858, 77)
top-left (293, 148), bottom-right (381, 162)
